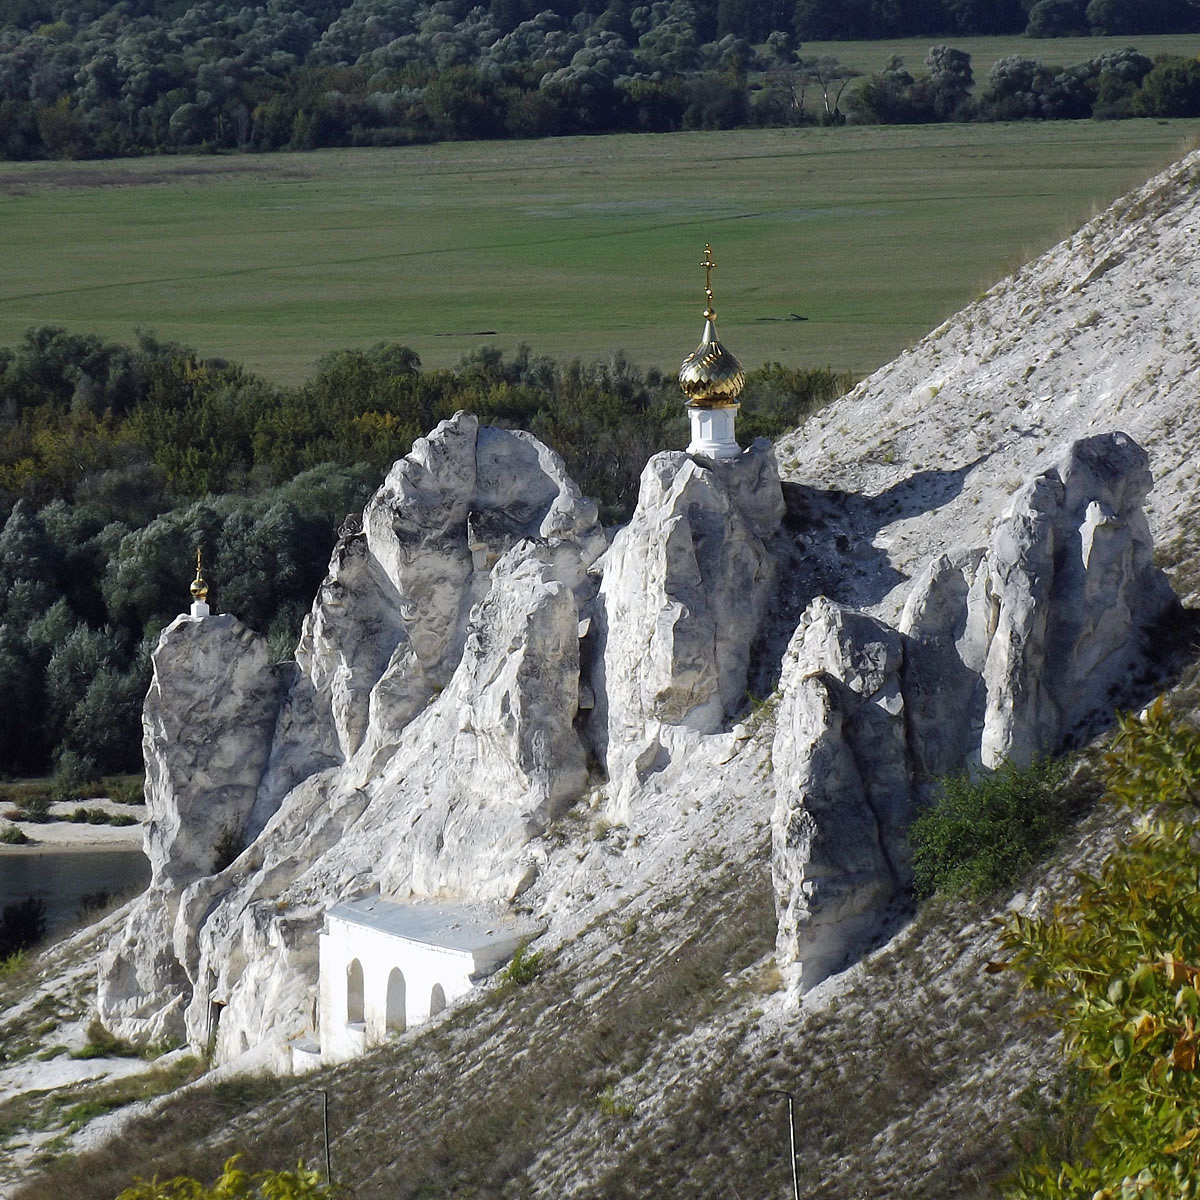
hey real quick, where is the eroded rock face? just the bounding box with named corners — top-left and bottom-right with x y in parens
top-left (772, 433), bottom-right (1177, 993)
top-left (592, 441), bottom-right (785, 812)
top-left (259, 415), bottom-right (605, 805)
top-left (141, 614), bottom-right (282, 888)
top-left (771, 599), bottom-right (911, 993)
top-left (901, 431), bottom-right (1175, 774)
top-left (97, 614), bottom-right (282, 1043)
top-left (378, 539), bottom-right (591, 898)
top-left (99, 416), bottom-right (605, 1057)
top-left (95, 899), bottom-right (191, 1045)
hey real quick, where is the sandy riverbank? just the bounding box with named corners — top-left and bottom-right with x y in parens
top-left (0, 801), bottom-right (144, 850)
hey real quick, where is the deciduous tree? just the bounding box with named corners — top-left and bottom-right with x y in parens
top-left (1001, 700), bottom-right (1200, 1199)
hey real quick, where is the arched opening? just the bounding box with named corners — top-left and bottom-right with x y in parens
top-left (385, 968), bottom-right (406, 1034)
top-left (429, 982), bottom-right (446, 1017)
top-left (347, 958), bottom-right (364, 1025)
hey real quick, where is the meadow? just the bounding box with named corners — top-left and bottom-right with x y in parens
top-left (1, 119), bottom-right (1198, 384)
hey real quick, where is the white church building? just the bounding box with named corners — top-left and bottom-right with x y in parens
top-left (315, 896), bottom-right (538, 1064)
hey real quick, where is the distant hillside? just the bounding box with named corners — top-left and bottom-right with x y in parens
top-left (2, 0), bottom-right (1199, 157)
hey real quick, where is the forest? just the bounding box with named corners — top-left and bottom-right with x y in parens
top-left (1, 0), bottom-right (1199, 158)
top-left (0, 325), bottom-right (852, 783)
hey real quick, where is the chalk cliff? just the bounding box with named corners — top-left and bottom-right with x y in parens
top-left (95, 150), bottom-right (1199, 1071)
top-left (97, 412), bottom-right (1176, 1055)
top-left (772, 432), bottom-right (1174, 993)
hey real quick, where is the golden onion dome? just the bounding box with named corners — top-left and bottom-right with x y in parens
top-left (679, 244), bottom-right (745, 408)
top-left (190, 547), bottom-right (209, 602)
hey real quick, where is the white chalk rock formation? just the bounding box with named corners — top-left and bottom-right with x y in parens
top-left (255, 414), bottom-right (604, 820)
top-left (901, 431), bottom-right (1175, 775)
top-left (97, 614), bottom-right (281, 1043)
top-left (98, 416), bottom-right (605, 1057)
top-left (771, 598), bottom-right (911, 993)
top-left (772, 432), bottom-right (1177, 993)
top-left (592, 441), bottom-right (784, 812)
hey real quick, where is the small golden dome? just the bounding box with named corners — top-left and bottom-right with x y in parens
top-left (679, 244), bottom-right (745, 408)
top-left (190, 547), bottom-right (209, 602)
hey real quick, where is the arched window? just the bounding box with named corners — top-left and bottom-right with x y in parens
top-left (347, 958), bottom-right (364, 1025)
top-left (385, 968), bottom-right (406, 1034)
top-left (430, 982), bottom-right (446, 1017)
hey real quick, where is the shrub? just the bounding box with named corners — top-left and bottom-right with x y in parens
top-left (1000, 700), bottom-right (1200, 1197)
top-left (0, 896), bottom-right (47, 957)
top-left (500, 943), bottom-right (544, 987)
top-left (18, 790), bottom-right (52, 822)
top-left (116, 1155), bottom-right (343, 1199)
top-left (49, 749), bottom-right (99, 805)
top-left (0, 949), bottom-right (28, 976)
top-left (595, 1084), bottom-right (636, 1118)
top-left (104, 775), bottom-right (145, 805)
top-left (0, 781), bottom-right (53, 816)
top-left (910, 756), bottom-right (1081, 900)
top-left (0, 822), bottom-right (29, 843)
top-left (71, 1018), bottom-right (153, 1060)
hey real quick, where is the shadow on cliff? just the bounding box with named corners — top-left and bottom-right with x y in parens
top-left (746, 456), bottom-right (986, 701)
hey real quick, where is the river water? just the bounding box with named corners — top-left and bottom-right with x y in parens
top-left (0, 847), bottom-right (150, 934)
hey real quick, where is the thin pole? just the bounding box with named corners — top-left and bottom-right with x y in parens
top-left (767, 1089), bottom-right (800, 1200)
top-left (317, 1089), bottom-right (332, 1185)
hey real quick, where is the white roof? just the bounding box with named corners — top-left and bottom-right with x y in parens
top-left (326, 896), bottom-right (537, 954)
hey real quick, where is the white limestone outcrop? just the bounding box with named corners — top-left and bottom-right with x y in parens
top-left (771, 599), bottom-right (911, 993)
top-left (770, 432), bottom-right (1177, 993)
top-left (254, 414), bottom-right (605, 823)
top-left (97, 614), bottom-right (281, 1043)
top-left (97, 415), bottom-right (607, 1057)
top-left (592, 440), bottom-right (784, 814)
top-left (902, 431), bottom-right (1173, 775)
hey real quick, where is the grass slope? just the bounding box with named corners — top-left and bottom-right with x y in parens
top-left (0, 121), bottom-right (1196, 384)
top-left (6, 793), bottom-right (1108, 1200)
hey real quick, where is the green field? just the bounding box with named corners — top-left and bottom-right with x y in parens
top-left (1, 120), bottom-right (1198, 384)
top-left (807, 33), bottom-right (1200, 81)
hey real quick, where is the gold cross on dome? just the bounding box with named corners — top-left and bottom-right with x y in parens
top-left (700, 244), bottom-right (715, 321)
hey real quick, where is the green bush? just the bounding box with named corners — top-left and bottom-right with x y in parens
top-left (910, 756), bottom-right (1081, 900)
top-left (500, 943), bottom-right (544, 987)
top-left (49, 749), bottom-right (99, 805)
top-left (0, 822), bottom-right (29, 843)
top-left (116, 1156), bottom-right (343, 1199)
top-left (0, 949), bottom-right (28, 976)
top-left (17, 790), bottom-right (52, 822)
top-left (1000, 700), bottom-right (1200, 1198)
top-left (71, 1019), bottom-right (146, 1060)
top-left (0, 896), bottom-right (46, 957)
top-left (103, 775), bottom-right (145, 806)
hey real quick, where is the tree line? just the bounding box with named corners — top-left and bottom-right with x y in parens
top-left (853, 44), bottom-right (1200, 123)
top-left (2, 0), bottom-right (1200, 160)
top-left (0, 325), bottom-right (852, 782)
